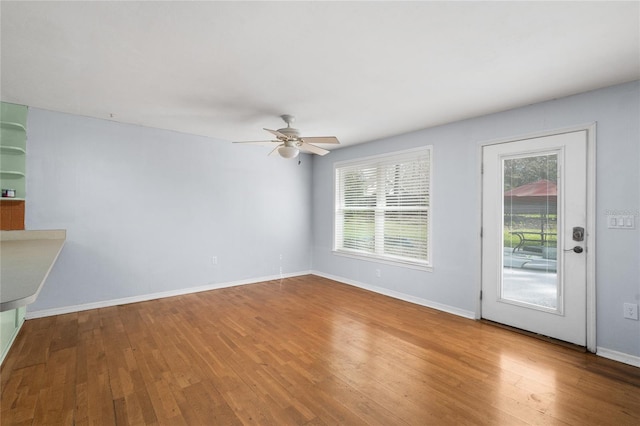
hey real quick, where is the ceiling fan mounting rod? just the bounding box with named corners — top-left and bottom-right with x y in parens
top-left (280, 114), bottom-right (295, 127)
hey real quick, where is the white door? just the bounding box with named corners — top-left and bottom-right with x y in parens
top-left (481, 130), bottom-right (588, 346)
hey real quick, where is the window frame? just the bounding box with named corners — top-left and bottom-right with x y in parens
top-left (332, 146), bottom-right (433, 271)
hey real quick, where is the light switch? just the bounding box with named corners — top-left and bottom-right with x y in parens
top-left (607, 215), bottom-right (636, 229)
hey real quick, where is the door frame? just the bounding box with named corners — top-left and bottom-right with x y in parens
top-left (477, 123), bottom-right (596, 352)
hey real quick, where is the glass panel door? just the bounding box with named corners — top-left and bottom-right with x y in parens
top-left (482, 130), bottom-right (588, 346)
top-left (501, 153), bottom-right (559, 311)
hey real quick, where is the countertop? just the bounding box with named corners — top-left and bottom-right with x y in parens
top-left (1, 230), bottom-right (66, 311)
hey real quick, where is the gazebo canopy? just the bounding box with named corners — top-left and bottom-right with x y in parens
top-left (504, 179), bottom-right (557, 214)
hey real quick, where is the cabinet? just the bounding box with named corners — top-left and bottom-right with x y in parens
top-left (0, 102), bottom-right (27, 201)
top-left (0, 307), bottom-right (25, 364)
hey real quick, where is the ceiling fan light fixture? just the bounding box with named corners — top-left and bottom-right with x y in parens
top-left (278, 145), bottom-right (299, 159)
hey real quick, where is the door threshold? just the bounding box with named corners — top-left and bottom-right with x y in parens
top-left (480, 319), bottom-right (587, 352)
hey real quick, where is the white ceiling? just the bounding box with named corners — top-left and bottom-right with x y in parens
top-left (1, 1), bottom-right (639, 149)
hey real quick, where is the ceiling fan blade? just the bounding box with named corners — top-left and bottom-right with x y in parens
top-left (300, 136), bottom-right (340, 144)
top-left (264, 128), bottom-right (289, 139)
top-left (268, 144), bottom-right (284, 156)
top-left (298, 142), bottom-right (330, 156)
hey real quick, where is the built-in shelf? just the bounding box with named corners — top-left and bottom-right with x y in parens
top-left (0, 103), bottom-right (28, 226)
top-left (0, 121), bottom-right (27, 133)
top-left (0, 146), bottom-right (26, 155)
top-left (0, 171), bottom-right (25, 178)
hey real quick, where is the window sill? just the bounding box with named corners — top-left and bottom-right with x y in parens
top-left (332, 250), bottom-right (433, 272)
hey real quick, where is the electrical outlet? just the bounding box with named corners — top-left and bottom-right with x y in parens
top-left (624, 303), bottom-right (639, 320)
top-left (212, 256), bottom-right (218, 265)
top-left (375, 269), bottom-right (381, 278)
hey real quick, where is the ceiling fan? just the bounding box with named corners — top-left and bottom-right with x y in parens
top-left (234, 114), bottom-right (340, 159)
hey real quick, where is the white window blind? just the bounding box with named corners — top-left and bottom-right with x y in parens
top-left (334, 147), bottom-right (432, 268)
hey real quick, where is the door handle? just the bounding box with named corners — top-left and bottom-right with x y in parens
top-left (564, 246), bottom-right (584, 253)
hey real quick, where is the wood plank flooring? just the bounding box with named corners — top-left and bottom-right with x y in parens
top-left (1, 275), bottom-right (639, 425)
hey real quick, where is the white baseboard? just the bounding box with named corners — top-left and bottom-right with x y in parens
top-left (26, 271), bottom-right (312, 319)
top-left (310, 270), bottom-right (476, 319)
top-left (596, 347), bottom-right (640, 368)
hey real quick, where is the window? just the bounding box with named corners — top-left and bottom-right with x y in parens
top-left (334, 146), bottom-right (432, 269)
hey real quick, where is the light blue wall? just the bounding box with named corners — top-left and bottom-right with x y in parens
top-left (25, 109), bottom-right (313, 311)
top-left (311, 81), bottom-right (640, 358)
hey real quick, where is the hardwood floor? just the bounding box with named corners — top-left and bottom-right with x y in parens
top-left (1, 275), bottom-right (639, 425)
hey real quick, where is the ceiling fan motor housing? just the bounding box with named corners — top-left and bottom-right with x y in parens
top-left (277, 127), bottom-right (301, 139)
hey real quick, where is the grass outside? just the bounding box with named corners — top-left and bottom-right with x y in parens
top-left (504, 213), bottom-right (557, 248)
top-left (504, 229), bottom-right (557, 248)
top-left (342, 213), bottom-right (427, 256)
top-left (341, 212), bottom-right (556, 251)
